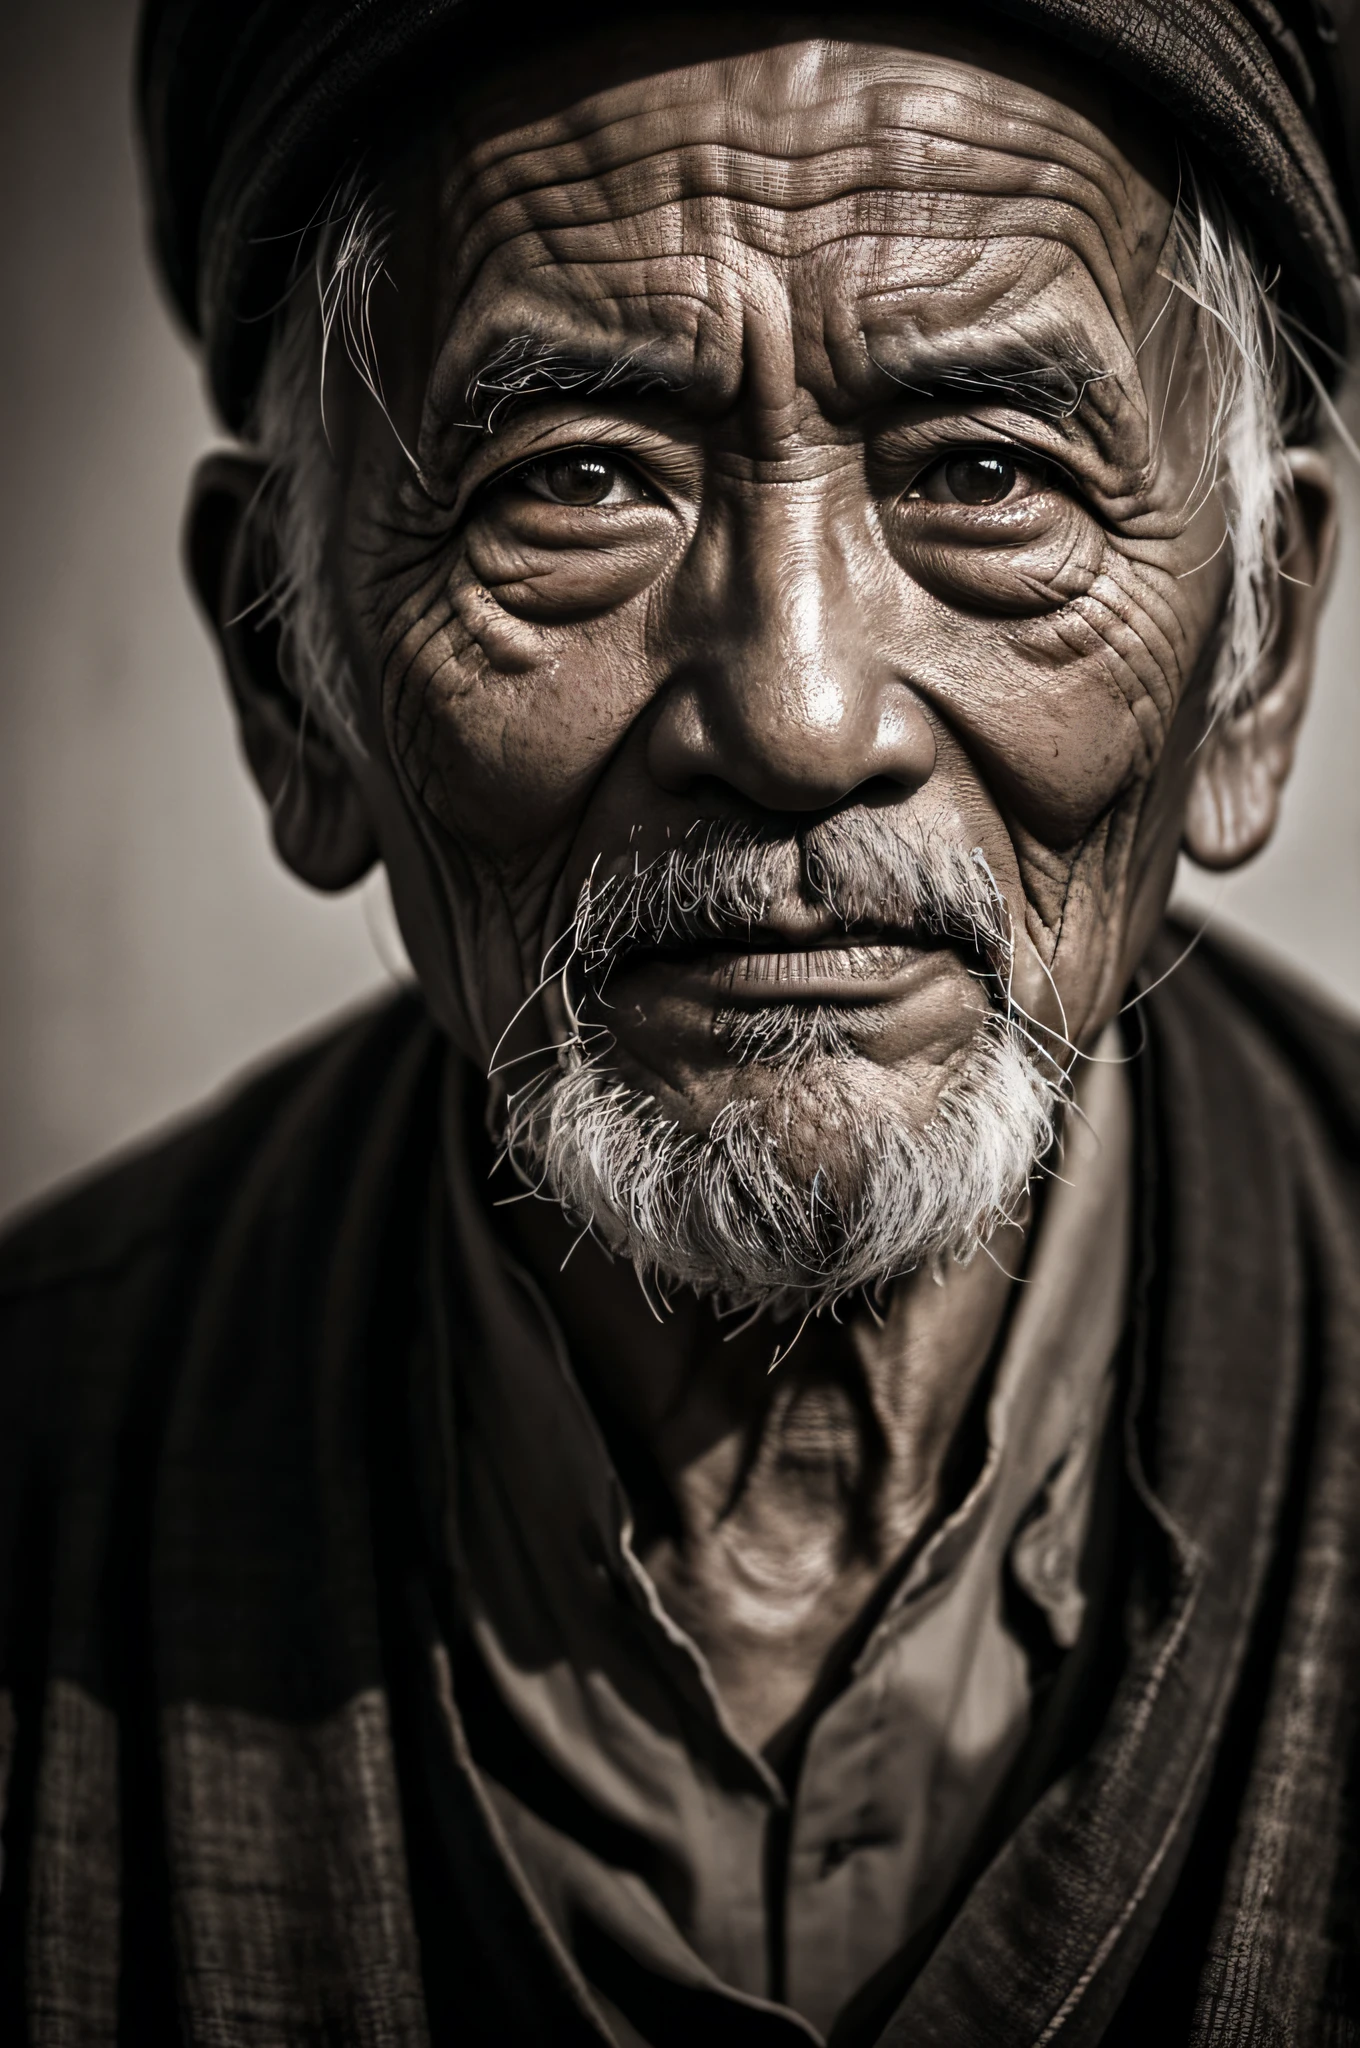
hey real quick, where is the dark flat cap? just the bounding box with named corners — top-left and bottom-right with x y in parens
top-left (138, 0), bottom-right (1360, 429)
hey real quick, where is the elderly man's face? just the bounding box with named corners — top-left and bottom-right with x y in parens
top-left (203, 20), bottom-right (1332, 1289)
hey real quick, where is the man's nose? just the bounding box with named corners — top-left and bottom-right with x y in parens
top-left (647, 484), bottom-right (936, 811)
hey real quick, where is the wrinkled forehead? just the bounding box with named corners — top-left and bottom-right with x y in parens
top-left (406, 23), bottom-right (1178, 418)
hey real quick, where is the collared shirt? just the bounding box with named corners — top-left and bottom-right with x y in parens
top-left (442, 1041), bottom-right (1132, 2044)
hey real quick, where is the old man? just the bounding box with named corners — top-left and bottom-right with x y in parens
top-left (2, 2), bottom-right (1359, 2042)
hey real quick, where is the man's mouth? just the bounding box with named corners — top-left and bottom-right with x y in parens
top-left (597, 920), bottom-right (963, 1009)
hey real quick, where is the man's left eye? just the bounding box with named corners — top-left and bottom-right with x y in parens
top-left (517, 452), bottom-right (646, 507)
top-left (909, 451), bottom-right (1047, 507)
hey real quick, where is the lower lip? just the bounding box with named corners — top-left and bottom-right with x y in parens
top-left (610, 942), bottom-right (950, 1007)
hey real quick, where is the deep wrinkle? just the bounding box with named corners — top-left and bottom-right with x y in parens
top-left (248, 25), bottom-right (1336, 1752)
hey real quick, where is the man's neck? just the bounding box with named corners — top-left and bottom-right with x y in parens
top-left (500, 1189), bottom-right (1025, 1753)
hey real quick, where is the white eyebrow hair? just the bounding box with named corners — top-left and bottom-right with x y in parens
top-left (868, 338), bottom-right (1112, 423)
top-left (465, 333), bottom-right (689, 431)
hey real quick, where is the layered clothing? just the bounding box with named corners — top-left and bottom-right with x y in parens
top-left (1, 934), bottom-right (1358, 2044)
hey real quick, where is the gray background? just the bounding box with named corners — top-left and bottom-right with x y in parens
top-left (3, 0), bottom-right (1358, 1226)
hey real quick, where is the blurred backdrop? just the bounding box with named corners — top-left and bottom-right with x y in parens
top-left (3, 0), bottom-right (1359, 1226)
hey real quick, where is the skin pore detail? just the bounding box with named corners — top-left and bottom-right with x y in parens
top-left (206, 22), bottom-right (1334, 1749)
top-left (338, 28), bottom-right (1226, 1094)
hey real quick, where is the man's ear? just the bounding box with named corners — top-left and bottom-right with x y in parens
top-left (185, 450), bottom-right (378, 891)
top-left (1182, 446), bottom-right (1339, 871)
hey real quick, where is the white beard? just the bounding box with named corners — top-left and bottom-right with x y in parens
top-left (502, 1008), bottom-right (1061, 1317)
top-left (501, 816), bottom-right (1066, 1317)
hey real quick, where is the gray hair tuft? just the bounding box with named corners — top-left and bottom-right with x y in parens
top-left (1166, 173), bottom-right (1294, 720)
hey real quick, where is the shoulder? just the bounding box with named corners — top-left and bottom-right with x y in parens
top-left (1155, 925), bottom-right (1360, 1114)
top-left (0, 989), bottom-right (445, 1671)
top-left (1149, 923), bottom-right (1360, 1156)
top-left (0, 990), bottom-right (444, 1494)
top-left (0, 988), bottom-right (439, 1299)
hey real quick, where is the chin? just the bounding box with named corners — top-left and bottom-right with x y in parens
top-left (501, 1008), bottom-right (1065, 1317)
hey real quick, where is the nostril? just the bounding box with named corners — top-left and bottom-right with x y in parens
top-left (855, 772), bottom-right (921, 808)
top-left (684, 773), bottom-right (767, 814)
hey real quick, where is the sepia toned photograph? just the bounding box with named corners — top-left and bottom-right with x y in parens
top-left (2, 1), bottom-right (1359, 2041)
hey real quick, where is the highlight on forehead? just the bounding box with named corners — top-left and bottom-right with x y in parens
top-left (444, 14), bottom-right (1170, 204)
top-left (388, 22), bottom-right (1195, 474)
top-left (438, 35), bottom-right (1168, 278)
top-left (418, 32), bottom-right (1176, 427)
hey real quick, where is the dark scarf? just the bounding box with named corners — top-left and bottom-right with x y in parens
top-left (1, 931), bottom-right (1359, 2043)
top-left (136, 0), bottom-right (1359, 431)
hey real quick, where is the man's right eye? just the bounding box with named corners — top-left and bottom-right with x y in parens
top-left (514, 452), bottom-right (649, 508)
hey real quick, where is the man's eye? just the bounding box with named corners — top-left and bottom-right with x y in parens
top-left (911, 452), bottom-right (1043, 507)
top-left (517, 452), bottom-right (643, 507)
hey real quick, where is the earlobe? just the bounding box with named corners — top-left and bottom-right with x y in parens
top-left (184, 450), bottom-right (378, 892)
top-left (1182, 446), bottom-right (1339, 872)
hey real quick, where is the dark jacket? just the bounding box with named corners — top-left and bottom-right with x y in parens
top-left (1, 934), bottom-right (1358, 2046)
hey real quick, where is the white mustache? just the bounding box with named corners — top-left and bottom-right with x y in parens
top-left (571, 814), bottom-right (1014, 984)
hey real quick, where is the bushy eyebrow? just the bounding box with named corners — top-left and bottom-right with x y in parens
top-left (457, 330), bottom-right (1112, 440)
top-left (870, 341), bottom-right (1112, 424)
top-left (465, 334), bottom-right (690, 431)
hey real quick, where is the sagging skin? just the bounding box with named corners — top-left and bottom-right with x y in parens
top-left (190, 16), bottom-right (1337, 1751)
